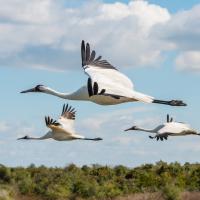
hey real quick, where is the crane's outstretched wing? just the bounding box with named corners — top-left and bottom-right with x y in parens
top-left (45, 104), bottom-right (76, 134)
top-left (81, 40), bottom-right (133, 89)
top-left (45, 116), bottom-right (63, 132)
top-left (81, 40), bottom-right (153, 103)
top-left (57, 104), bottom-right (76, 133)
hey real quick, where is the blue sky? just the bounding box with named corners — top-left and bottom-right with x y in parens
top-left (0, 0), bottom-right (200, 167)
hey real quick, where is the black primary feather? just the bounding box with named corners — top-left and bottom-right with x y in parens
top-left (89, 50), bottom-right (96, 62)
top-left (86, 43), bottom-right (90, 62)
top-left (81, 40), bottom-right (117, 70)
top-left (87, 78), bottom-right (93, 97)
top-left (61, 104), bottom-right (76, 120)
top-left (93, 82), bottom-right (98, 95)
top-left (167, 114), bottom-right (169, 123)
top-left (45, 116), bottom-right (60, 126)
top-left (99, 89), bottom-right (106, 95)
top-left (81, 40), bottom-right (86, 66)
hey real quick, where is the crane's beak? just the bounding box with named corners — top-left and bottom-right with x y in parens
top-left (17, 135), bottom-right (29, 140)
top-left (20, 87), bottom-right (36, 93)
top-left (124, 127), bottom-right (132, 131)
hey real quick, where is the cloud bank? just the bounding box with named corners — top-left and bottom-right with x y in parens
top-left (0, 0), bottom-right (199, 72)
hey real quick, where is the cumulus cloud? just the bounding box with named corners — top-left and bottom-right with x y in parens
top-left (0, 0), bottom-right (171, 70)
top-left (155, 5), bottom-right (200, 51)
top-left (175, 51), bottom-right (200, 72)
top-left (0, 120), bottom-right (35, 139)
top-left (152, 4), bottom-right (200, 71)
top-left (0, 0), bottom-right (199, 73)
top-left (80, 106), bottom-right (155, 131)
top-left (0, 121), bottom-right (10, 132)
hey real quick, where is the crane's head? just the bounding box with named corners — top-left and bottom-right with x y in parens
top-left (20, 85), bottom-right (46, 93)
top-left (17, 135), bottom-right (31, 140)
top-left (124, 126), bottom-right (139, 131)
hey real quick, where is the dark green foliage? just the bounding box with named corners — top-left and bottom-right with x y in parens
top-left (0, 165), bottom-right (11, 183)
top-left (0, 162), bottom-right (200, 199)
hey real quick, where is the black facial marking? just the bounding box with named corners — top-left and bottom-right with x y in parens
top-left (35, 84), bottom-right (44, 92)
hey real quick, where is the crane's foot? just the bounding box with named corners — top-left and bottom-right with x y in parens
top-left (168, 100), bottom-right (187, 106)
top-left (153, 99), bottom-right (187, 106)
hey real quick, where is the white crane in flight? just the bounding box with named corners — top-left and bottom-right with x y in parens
top-left (18, 104), bottom-right (102, 142)
top-left (21, 41), bottom-right (186, 107)
top-left (125, 114), bottom-right (200, 141)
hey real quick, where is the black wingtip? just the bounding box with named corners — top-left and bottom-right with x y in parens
top-left (167, 114), bottom-right (169, 123)
top-left (81, 40), bottom-right (86, 67)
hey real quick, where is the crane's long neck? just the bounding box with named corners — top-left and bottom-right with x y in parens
top-left (20, 132), bottom-right (52, 140)
top-left (43, 86), bottom-right (89, 100)
top-left (136, 127), bottom-right (156, 133)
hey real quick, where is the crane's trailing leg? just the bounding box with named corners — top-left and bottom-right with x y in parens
top-left (149, 135), bottom-right (168, 141)
top-left (153, 99), bottom-right (187, 106)
top-left (82, 137), bottom-right (103, 141)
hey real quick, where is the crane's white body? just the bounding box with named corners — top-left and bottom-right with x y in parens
top-left (153, 122), bottom-right (197, 136)
top-left (21, 41), bottom-right (186, 107)
top-left (41, 85), bottom-right (135, 105)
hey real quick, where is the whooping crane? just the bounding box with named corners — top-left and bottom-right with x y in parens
top-left (21, 40), bottom-right (186, 107)
top-left (124, 114), bottom-right (200, 141)
top-left (18, 104), bottom-right (103, 141)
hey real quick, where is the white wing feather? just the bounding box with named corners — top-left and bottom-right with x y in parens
top-left (57, 117), bottom-right (75, 134)
top-left (81, 41), bottom-right (153, 103)
top-left (158, 122), bottom-right (191, 134)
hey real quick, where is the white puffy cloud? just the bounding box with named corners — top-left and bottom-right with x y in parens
top-left (154, 4), bottom-right (200, 51)
top-left (0, 0), bottom-right (199, 73)
top-left (175, 51), bottom-right (200, 72)
top-left (80, 106), bottom-right (155, 131)
top-left (151, 4), bottom-right (200, 72)
top-left (0, 121), bottom-right (10, 132)
top-left (0, 120), bottom-right (35, 139)
top-left (0, 0), bottom-right (170, 70)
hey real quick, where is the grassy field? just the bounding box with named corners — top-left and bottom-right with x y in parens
top-left (1, 161), bottom-right (200, 200)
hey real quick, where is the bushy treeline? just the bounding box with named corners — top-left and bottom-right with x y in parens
top-left (1, 161), bottom-right (200, 200)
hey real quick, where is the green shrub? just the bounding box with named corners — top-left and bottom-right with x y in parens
top-left (0, 166), bottom-right (11, 183)
top-left (162, 184), bottom-right (181, 200)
